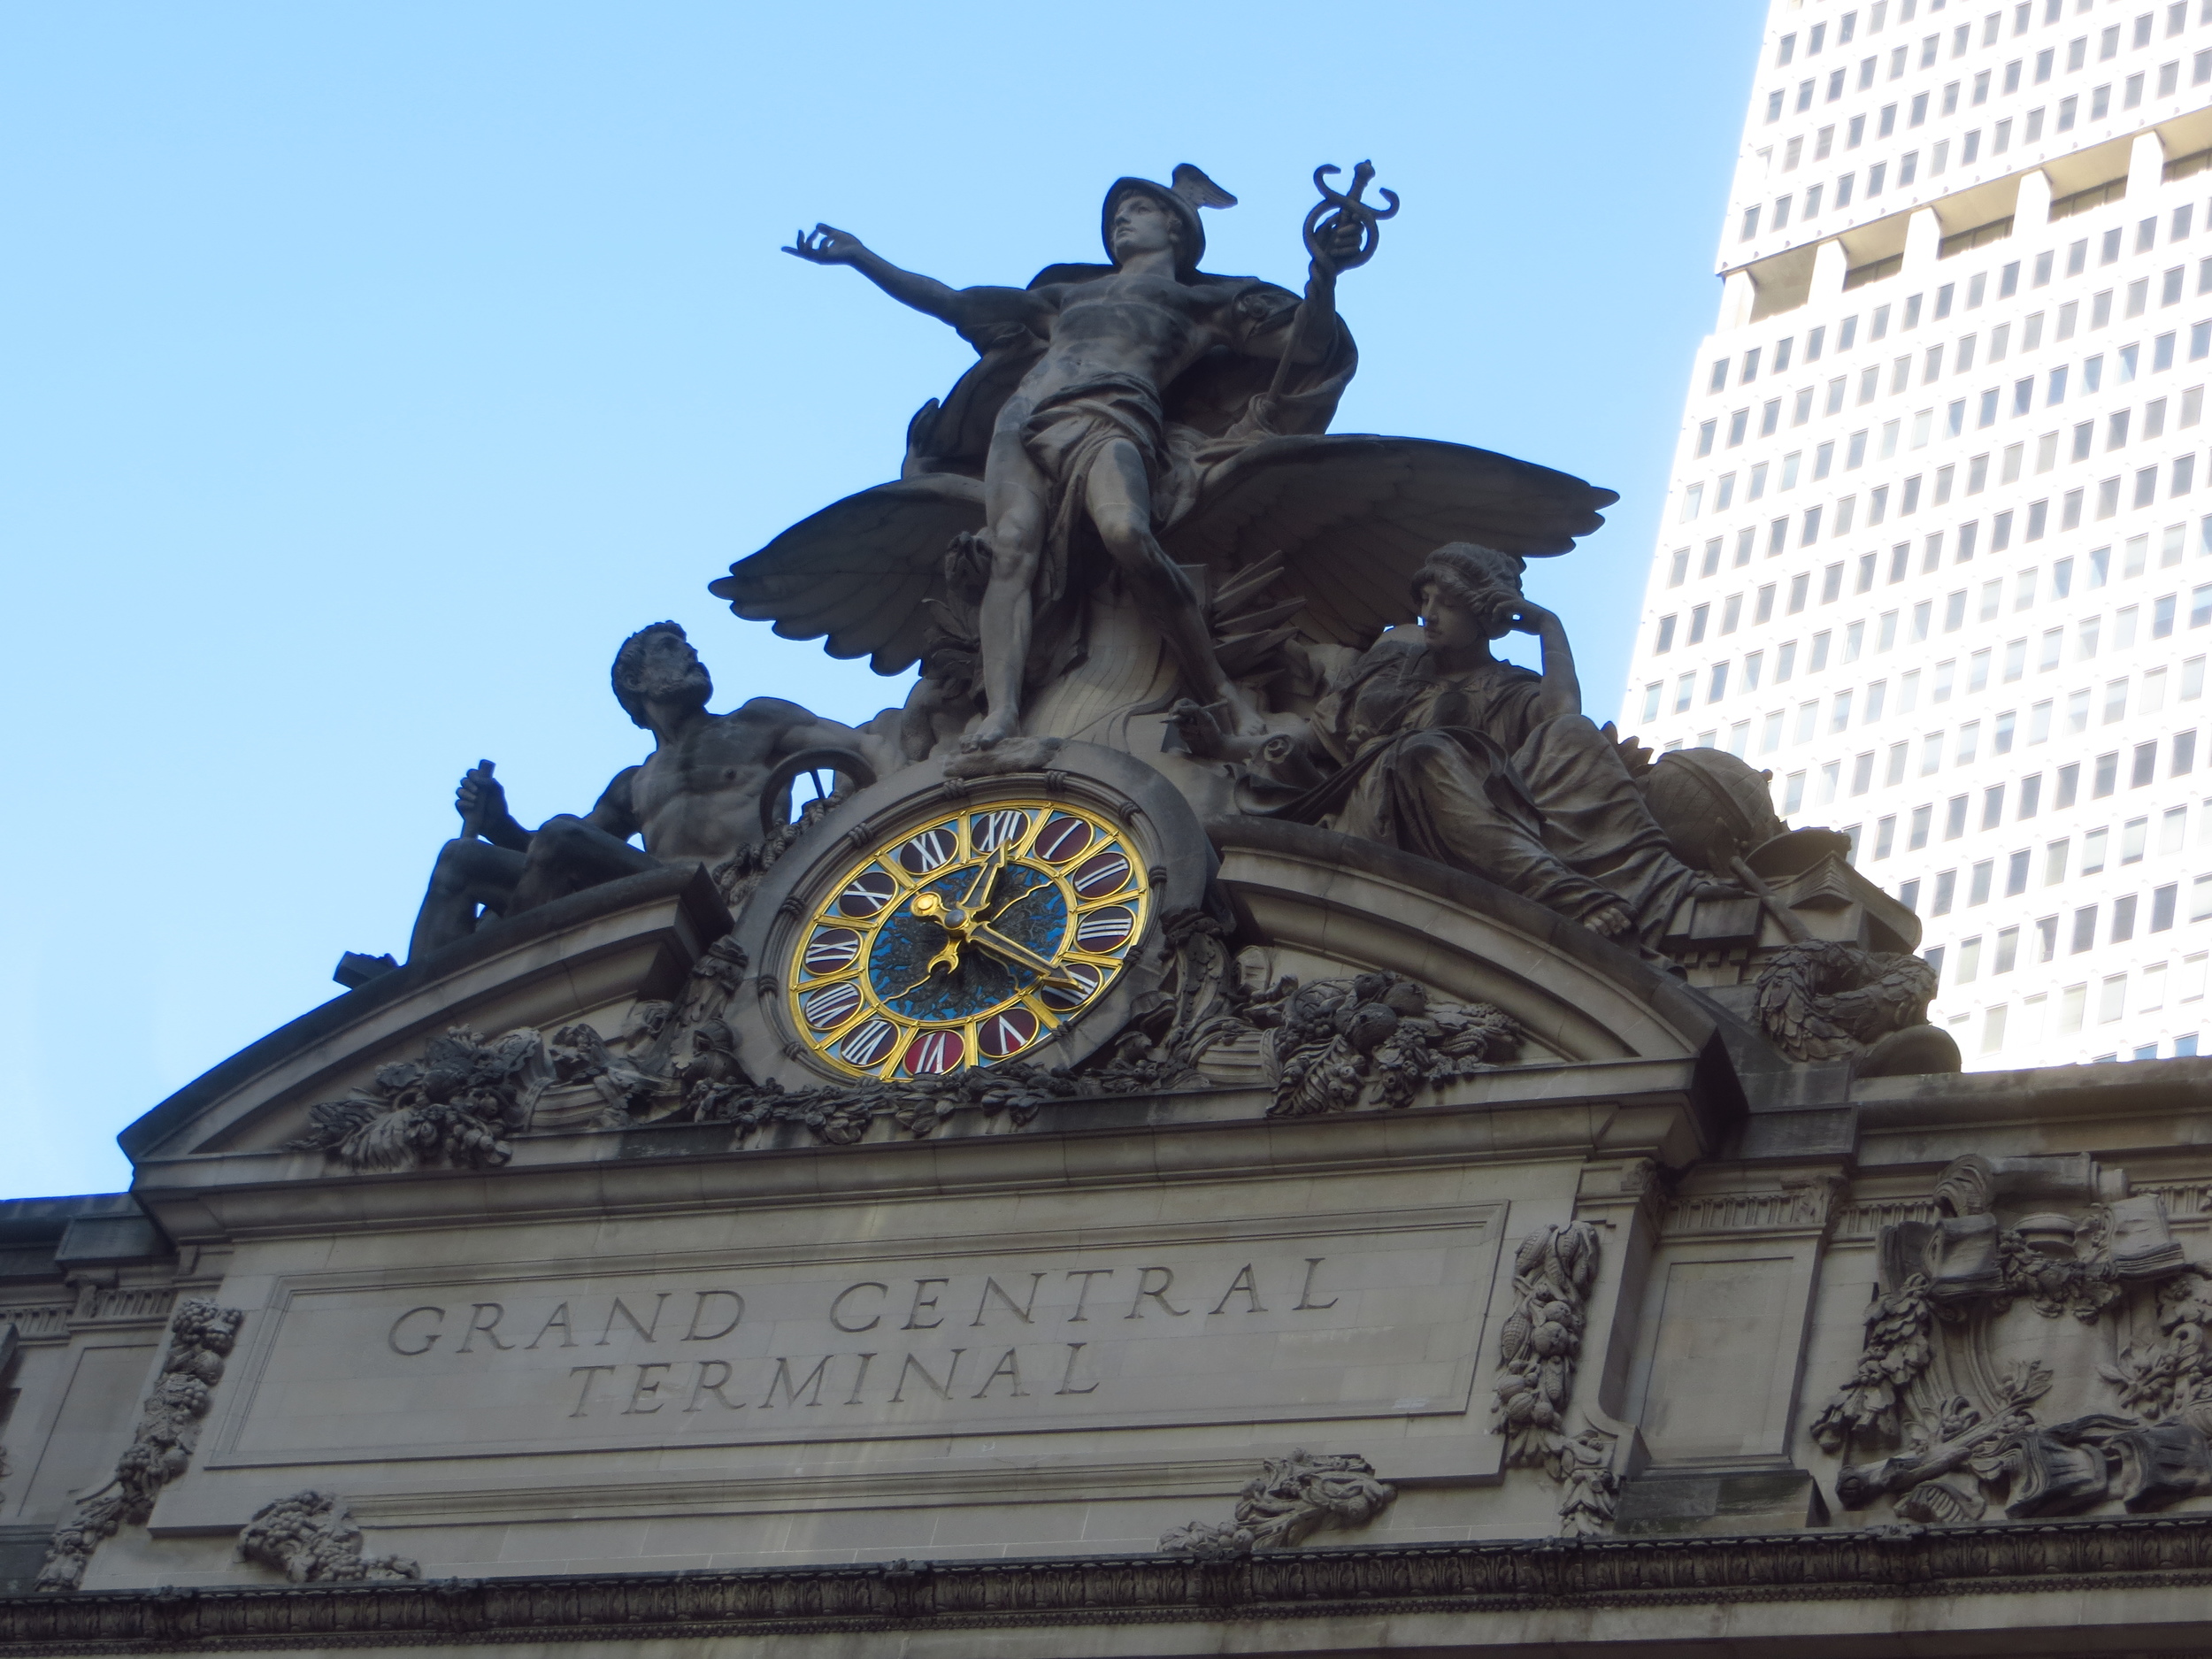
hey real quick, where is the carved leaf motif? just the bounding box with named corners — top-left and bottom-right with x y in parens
top-left (1811, 1272), bottom-right (1939, 1455)
top-left (239, 1492), bottom-right (419, 1584)
top-left (288, 1026), bottom-right (537, 1171)
top-left (1755, 941), bottom-right (1937, 1062)
top-left (1261, 971), bottom-right (1519, 1118)
top-left (1159, 1451), bottom-right (1396, 1555)
top-left (1999, 1359), bottom-right (2055, 1411)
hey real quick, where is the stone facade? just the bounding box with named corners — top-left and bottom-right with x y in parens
top-left (4, 810), bottom-right (2212, 1652)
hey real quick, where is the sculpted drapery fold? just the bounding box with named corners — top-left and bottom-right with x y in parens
top-left (1298, 639), bottom-right (1715, 951)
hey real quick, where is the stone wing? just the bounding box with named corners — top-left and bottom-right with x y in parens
top-left (709, 474), bottom-right (987, 674)
top-left (1162, 435), bottom-right (1617, 647)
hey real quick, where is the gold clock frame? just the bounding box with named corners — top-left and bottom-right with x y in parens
top-left (782, 798), bottom-right (1152, 1081)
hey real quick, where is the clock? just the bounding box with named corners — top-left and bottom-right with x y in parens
top-left (784, 799), bottom-right (1152, 1079)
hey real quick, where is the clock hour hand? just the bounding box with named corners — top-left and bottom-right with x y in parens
top-left (967, 923), bottom-right (1076, 985)
top-left (957, 847), bottom-right (1008, 912)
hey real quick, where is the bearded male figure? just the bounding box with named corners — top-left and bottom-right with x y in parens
top-left (782, 165), bottom-right (1363, 749)
top-left (406, 623), bottom-right (879, 961)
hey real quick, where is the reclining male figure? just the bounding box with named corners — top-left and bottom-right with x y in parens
top-left (406, 622), bottom-right (877, 962)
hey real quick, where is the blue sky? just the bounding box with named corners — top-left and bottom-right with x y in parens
top-left (1, 1), bottom-right (1763, 1198)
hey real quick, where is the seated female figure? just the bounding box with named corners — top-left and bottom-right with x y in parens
top-left (1262, 542), bottom-right (1740, 951)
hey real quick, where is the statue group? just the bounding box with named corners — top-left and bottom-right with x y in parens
top-left (399, 160), bottom-right (1769, 971)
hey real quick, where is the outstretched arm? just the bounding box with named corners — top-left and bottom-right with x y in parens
top-left (1510, 603), bottom-right (1584, 724)
top-left (745, 698), bottom-right (893, 784)
top-left (785, 225), bottom-right (1053, 338)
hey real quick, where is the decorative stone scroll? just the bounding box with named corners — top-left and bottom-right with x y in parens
top-left (36, 1300), bottom-right (246, 1592)
top-left (238, 1492), bottom-right (420, 1584)
top-left (1157, 1450), bottom-right (1396, 1555)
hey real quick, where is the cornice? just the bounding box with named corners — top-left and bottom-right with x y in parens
top-left (12, 1517), bottom-right (2212, 1652)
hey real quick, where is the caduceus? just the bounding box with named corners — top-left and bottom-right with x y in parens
top-left (1302, 159), bottom-right (1400, 272)
top-left (1266, 160), bottom-right (1399, 403)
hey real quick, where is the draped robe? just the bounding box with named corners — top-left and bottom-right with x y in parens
top-left (1286, 635), bottom-right (1705, 952)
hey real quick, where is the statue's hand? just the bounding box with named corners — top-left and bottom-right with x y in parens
top-left (783, 223), bottom-right (867, 265)
top-left (456, 770), bottom-right (508, 827)
top-left (1170, 698), bottom-right (1280, 763)
top-left (1309, 212), bottom-right (1363, 278)
top-left (1506, 600), bottom-right (1560, 636)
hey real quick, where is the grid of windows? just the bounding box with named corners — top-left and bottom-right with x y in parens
top-left (1629, 1), bottom-right (2212, 1068)
top-left (1744, 0), bottom-right (2212, 266)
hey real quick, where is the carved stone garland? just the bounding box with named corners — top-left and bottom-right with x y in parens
top-left (286, 1025), bottom-right (547, 1172)
top-left (1253, 970), bottom-right (1520, 1118)
top-left (37, 1300), bottom-right (247, 1591)
top-left (291, 909), bottom-right (1525, 1171)
top-left (1754, 941), bottom-right (1938, 1064)
top-left (288, 935), bottom-right (755, 1171)
top-left (237, 1491), bottom-right (419, 1584)
top-left (1158, 1450), bottom-right (1396, 1555)
top-left (1489, 1222), bottom-right (1617, 1536)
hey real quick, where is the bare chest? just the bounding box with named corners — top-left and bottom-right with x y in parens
top-left (630, 724), bottom-right (774, 827)
top-left (1046, 278), bottom-right (1227, 368)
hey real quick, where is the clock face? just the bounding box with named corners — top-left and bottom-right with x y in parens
top-left (787, 801), bottom-right (1150, 1080)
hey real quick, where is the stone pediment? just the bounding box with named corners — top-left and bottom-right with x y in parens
top-left (1207, 818), bottom-right (1729, 1067)
top-left (117, 774), bottom-right (1750, 1177)
top-left (119, 866), bottom-right (733, 1164)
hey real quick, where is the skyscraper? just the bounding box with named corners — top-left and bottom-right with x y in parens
top-left (1625, 0), bottom-right (2212, 1069)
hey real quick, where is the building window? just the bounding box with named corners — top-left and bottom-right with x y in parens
top-left (2101, 974), bottom-right (2130, 1024)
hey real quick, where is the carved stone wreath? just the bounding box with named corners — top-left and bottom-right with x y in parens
top-left (1754, 941), bottom-right (1938, 1065)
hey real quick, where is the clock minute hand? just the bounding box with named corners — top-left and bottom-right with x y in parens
top-left (967, 923), bottom-right (1077, 985)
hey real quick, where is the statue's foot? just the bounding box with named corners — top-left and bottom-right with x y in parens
top-left (960, 711), bottom-right (1020, 753)
top-left (1580, 902), bottom-right (1634, 941)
